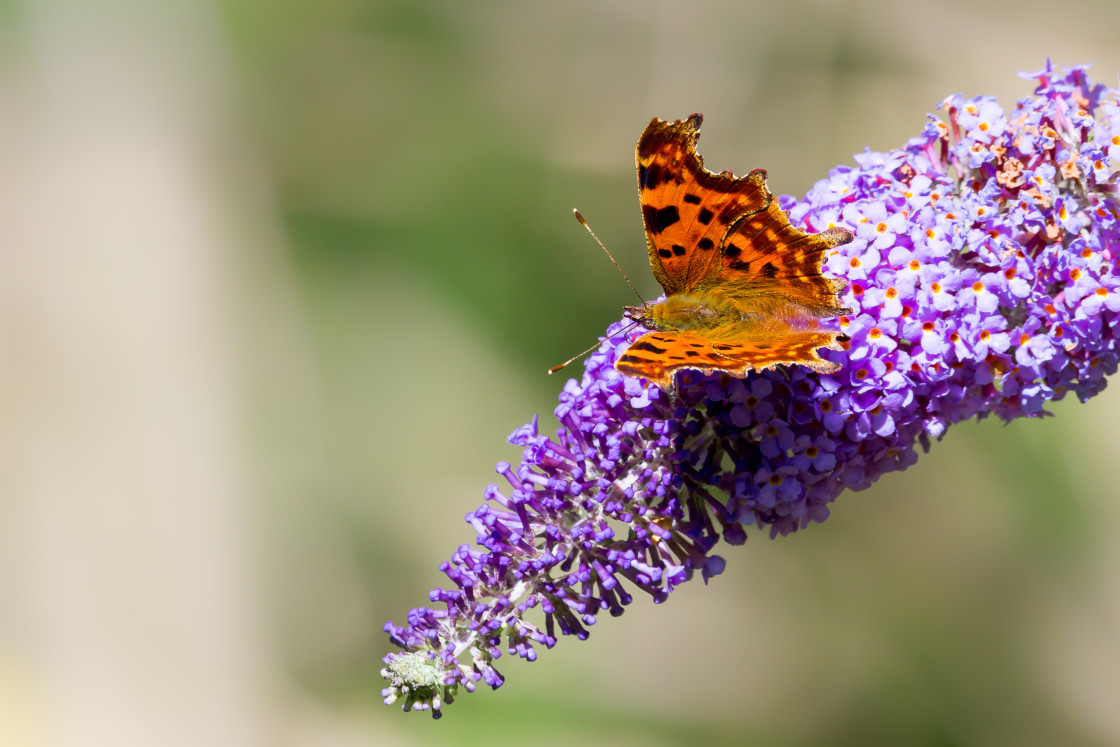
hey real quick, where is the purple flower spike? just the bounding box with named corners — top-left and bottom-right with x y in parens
top-left (381, 63), bottom-right (1120, 716)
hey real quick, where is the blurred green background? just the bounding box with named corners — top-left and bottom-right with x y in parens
top-left (3, 0), bottom-right (1120, 745)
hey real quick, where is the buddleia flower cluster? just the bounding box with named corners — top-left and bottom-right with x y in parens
top-left (381, 62), bottom-right (1120, 717)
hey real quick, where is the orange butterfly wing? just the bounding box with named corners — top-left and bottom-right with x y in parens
top-left (637, 113), bottom-right (773, 295)
top-left (615, 329), bottom-right (844, 392)
top-left (715, 187), bottom-right (852, 317)
top-left (620, 113), bottom-right (852, 390)
top-left (637, 113), bottom-right (850, 306)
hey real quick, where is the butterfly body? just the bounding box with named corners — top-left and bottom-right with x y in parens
top-left (628, 289), bottom-right (832, 338)
top-left (613, 114), bottom-right (853, 392)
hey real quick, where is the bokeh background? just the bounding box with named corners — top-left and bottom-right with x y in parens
top-left (3, 0), bottom-right (1120, 745)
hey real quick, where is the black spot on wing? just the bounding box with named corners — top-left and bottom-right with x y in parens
top-left (683, 194), bottom-right (701, 204)
top-left (631, 340), bottom-right (667, 354)
top-left (639, 163), bottom-right (664, 190)
top-left (761, 262), bottom-right (778, 278)
top-left (697, 208), bottom-right (714, 225)
top-left (698, 238), bottom-right (714, 250)
top-left (717, 204), bottom-right (742, 225)
top-left (657, 248), bottom-right (672, 259)
top-left (671, 244), bottom-right (686, 256)
top-left (684, 350), bottom-right (700, 358)
top-left (643, 204), bottom-right (681, 234)
top-left (727, 260), bottom-right (751, 272)
top-left (724, 244), bottom-right (742, 258)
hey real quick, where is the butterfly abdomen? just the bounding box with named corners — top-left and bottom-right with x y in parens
top-left (709, 273), bottom-right (852, 319)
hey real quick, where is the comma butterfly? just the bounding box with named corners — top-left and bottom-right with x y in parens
top-left (614, 113), bottom-right (853, 391)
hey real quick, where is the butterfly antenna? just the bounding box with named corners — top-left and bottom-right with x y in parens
top-left (573, 209), bottom-right (645, 304)
top-left (548, 320), bottom-right (642, 375)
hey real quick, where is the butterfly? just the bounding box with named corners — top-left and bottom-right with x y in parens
top-left (613, 113), bottom-right (853, 392)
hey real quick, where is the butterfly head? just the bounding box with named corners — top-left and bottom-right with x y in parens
top-left (622, 303), bottom-right (659, 330)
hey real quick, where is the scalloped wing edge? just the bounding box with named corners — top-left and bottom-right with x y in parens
top-left (614, 330), bottom-right (850, 393)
